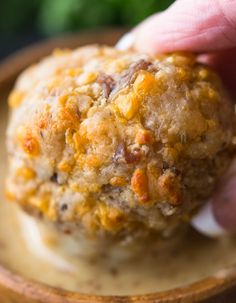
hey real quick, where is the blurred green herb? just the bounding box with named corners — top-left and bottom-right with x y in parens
top-left (0, 0), bottom-right (175, 35)
top-left (120, 0), bottom-right (174, 25)
top-left (0, 0), bottom-right (40, 33)
top-left (38, 0), bottom-right (117, 34)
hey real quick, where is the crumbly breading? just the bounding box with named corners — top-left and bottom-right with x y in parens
top-left (6, 45), bottom-right (236, 241)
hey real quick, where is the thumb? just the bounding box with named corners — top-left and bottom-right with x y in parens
top-left (133, 0), bottom-right (236, 54)
top-left (192, 160), bottom-right (236, 237)
top-left (212, 161), bottom-right (236, 232)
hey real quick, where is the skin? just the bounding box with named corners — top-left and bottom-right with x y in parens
top-left (131, 0), bottom-right (236, 231)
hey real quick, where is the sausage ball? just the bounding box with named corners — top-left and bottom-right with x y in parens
top-left (6, 46), bottom-right (236, 243)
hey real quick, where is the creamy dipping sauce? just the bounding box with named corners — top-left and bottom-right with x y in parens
top-left (1, 102), bottom-right (236, 295)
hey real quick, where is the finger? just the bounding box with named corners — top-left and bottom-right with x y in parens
top-left (198, 48), bottom-right (236, 99)
top-left (212, 163), bottom-right (236, 231)
top-left (134, 0), bottom-right (236, 54)
top-left (192, 160), bottom-right (236, 236)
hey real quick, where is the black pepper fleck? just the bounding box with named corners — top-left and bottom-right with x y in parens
top-left (61, 204), bottom-right (68, 211)
top-left (50, 172), bottom-right (58, 183)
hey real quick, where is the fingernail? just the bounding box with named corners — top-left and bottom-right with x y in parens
top-left (191, 201), bottom-right (226, 238)
top-left (116, 32), bottom-right (135, 50)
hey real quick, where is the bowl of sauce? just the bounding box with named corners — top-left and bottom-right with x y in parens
top-left (0, 29), bottom-right (236, 303)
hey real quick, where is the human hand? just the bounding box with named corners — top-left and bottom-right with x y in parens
top-left (117, 0), bottom-right (236, 236)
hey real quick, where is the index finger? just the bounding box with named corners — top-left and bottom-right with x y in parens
top-left (133, 0), bottom-right (236, 54)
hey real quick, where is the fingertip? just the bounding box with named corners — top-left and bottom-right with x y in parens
top-left (192, 171), bottom-right (236, 237)
top-left (132, 0), bottom-right (236, 54)
top-left (212, 177), bottom-right (236, 232)
top-left (133, 13), bottom-right (172, 54)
